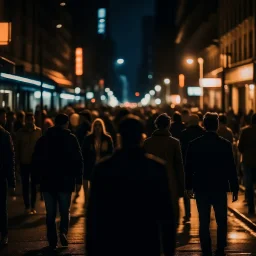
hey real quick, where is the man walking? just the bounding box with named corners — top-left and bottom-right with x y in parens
top-left (180, 114), bottom-right (205, 223)
top-left (0, 108), bottom-right (15, 246)
top-left (16, 113), bottom-right (42, 214)
top-left (33, 114), bottom-right (83, 249)
top-left (238, 113), bottom-right (256, 215)
top-left (86, 115), bottom-right (176, 256)
top-left (185, 113), bottom-right (239, 256)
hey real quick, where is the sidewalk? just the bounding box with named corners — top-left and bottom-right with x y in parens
top-left (228, 186), bottom-right (256, 231)
top-left (1, 184), bottom-right (85, 256)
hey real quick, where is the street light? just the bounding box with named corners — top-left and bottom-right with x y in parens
top-left (56, 24), bottom-right (63, 29)
top-left (117, 59), bottom-right (124, 65)
top-left (155, 98), bottom-right (161, 105)
top-left (155, 85), bottom-right (161, 92)
top-left (149, 90), bottom-right (155, 96)
top-left (75, 87), bottom-right (81, 94)
top-left (186, 58), bottom-right (194, 65)
top-left (164, 78), bottom-right (171, 85)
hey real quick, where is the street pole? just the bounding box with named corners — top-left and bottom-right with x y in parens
top-left (198, 58), bottom-right (204, 110)
top-left (221, 68), bottom-right (226, 113)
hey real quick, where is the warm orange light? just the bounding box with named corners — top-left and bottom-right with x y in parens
top-left (75, 48), bottom-right (83, 76)
top-left (186, 58), bottom-right (194, 65)
top-left (135, 92), bottom-right (140, 97)
top-left (0, 22), bottom-right (12, 45)
top-left (179, 74), bottom-right (185, 88)
top-left (91, 98), bottom-right (96, 103)
top-left (199, 78), bottom-right (221, 88)
top-left (99, 79), bottom-right (105, 88)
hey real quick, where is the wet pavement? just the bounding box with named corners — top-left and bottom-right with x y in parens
top-left (1, 185), bottom-right (256, 255)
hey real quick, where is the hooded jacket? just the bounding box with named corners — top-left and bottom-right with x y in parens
top-left (32, 126), bottom-right (84, 192)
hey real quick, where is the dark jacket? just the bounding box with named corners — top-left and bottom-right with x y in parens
top-left (180, 125), bottom-right (205, 162)
top-left (82, 133), bottom-right (113, 180)
top-left (0, 126), bottom-right (15, 188)
top-left (75, 121), bottom-right (91, 146)
top-left (238, 125), bottom-right (256, 168)
top-left (86, 148), bottom-right (176, 256)
top-left (170, 121), bottom-right (186, 140)
top-left (185, 132), bottom-right (239, 193)
top-left (32, 126), bottom-right (83, 192)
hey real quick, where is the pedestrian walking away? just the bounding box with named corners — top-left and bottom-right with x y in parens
top-left (86, 115), bottom-right (176, 256)
top-left (32, 113), bottom-right (83, 250)
top-left (0, 108), bottom-right (15, 247)
top-left (185, 112), bottom-right (239, 256)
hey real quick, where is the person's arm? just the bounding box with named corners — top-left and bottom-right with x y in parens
top-left (157, 165), bottom-right (176, 256)
top-left (4, 133), bottom-right (16, 188)
top-left (174, 140), bottom-right (185, 197)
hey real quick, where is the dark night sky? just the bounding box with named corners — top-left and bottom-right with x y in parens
top-left (110, 0), bottom-right (155, 99)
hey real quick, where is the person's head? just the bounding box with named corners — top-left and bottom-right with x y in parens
top-left (7, 111), bottom-right (16, 122)
top-left (17, 111), bottom-right (25, 122)
top-left (119, 114), bottom-right (144, 148)
top-left (188, 114), bottom-right (200, 126)
top-left (203, 112), bottom-right (219, 132)
top-left (0, 108), bottom-right (6, 126)
top-left (219, 113), bottom-right (228, 126)
top-left (251, 113), bottom-right (256, 125)
top-left (54, 114), bottom-right (69, 129)
top-left (181, 109), bottom-right (190, 124)
top-left (91, 118), bottom-right (107, 135)
top-left (25, 112), bottom-right (35, 126)
top-left (154, 113), bottom-right (171, 130)
top-left (173, 111), bottom-right (182, 123)
top-left (79, 109), bottom-right (92, 123)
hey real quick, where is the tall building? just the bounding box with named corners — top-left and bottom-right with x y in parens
top-left (0, 0), bottom-right (75, 110)
top-left (137, 16), bottom-right (154, 96)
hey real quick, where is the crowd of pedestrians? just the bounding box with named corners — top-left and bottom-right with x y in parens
top-left (0, 104), bottom-right (255, 256)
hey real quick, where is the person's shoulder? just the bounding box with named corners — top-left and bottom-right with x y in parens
top-left (189, 134), bottom-right (204, 144)
top-left (241, 125), bottom-right (251, 133)
top-left (218, 135), bottom-right (232, 146)
top-left (0, 126), bottom-right (11, 138)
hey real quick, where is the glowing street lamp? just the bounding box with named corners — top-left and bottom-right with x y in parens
top-left (155, 85), bottom-right (161, 92)
top-left (149, 90), bottom-right (155, 96)
top-left (186, 58), bottom-right (194, 65)
top-left (155, 98), bottom-right (161, 105)
top-left (164, 78), bottom-right (171, 85)
top-left (117, 59), bottom-right (124, 65)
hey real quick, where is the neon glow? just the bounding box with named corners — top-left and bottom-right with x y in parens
top-left (75, 48), bottom-right (83, 76)
top-left (34, 91), bottom-right (51, 99)
top-left (60, 93), bottom-right (75, 100)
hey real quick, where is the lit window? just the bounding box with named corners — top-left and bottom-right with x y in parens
top-left (98, 8), bottom-right (106, 19)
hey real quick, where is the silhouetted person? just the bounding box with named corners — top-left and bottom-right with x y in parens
top-left (0, 108), bottom-right (15, 246)
top-left (180, 114), bottom-right (205, 223)
top-left (81, 118), bottom-right (113, 200)
top-left (238, 113), bottom-right (256, 215)
top-left (218, 114), bottom-right (234, 144)
top-left (32, 114), bottom-right (83, 250)
top-left (185, 113), bottom-right (239, 256)
top-left (144, 113), bottom-right (184, 222)
top-left (86, 115), bottom-right (176, 256)
top-left (14, 111), bottom-right (25, 132)
top-left (16, 113), bottom-right (42, 214)
top-left (181, 109), bottom-right (190, 127)
top-left (170, 111), bottom-right (186, 139)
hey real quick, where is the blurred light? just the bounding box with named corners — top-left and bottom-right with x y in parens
top-left (108, 91), bottom-right (113, 96)
top-left (164, 78), bottom-right (171, 85)
top-left (155, 98), bottom-right (161, 105)
top-left (105, 88), bottom-right (110, 93)
top-left (75, 87), bottom-right (81, 94)
top-left (34, 91), bottom-right (51, 99)
top-left (91, 98), bottom-right (96, 103)
top-left (86, 92), bottom-right (94, 99)
top-left (101, 95), bottom-right (106, 101)
top-left (56, 24), bottom-right (62, 29)
top-left (0, 22), bottom-right (11, 45)
top-left (186, 58), bottom-right (194, 65)
top-left (2, 101), bottom-right (5, 107)
top-left (60, 93), bottom-right (75, 100)
top-left (179, 74), bottom-right (185, 88)
top-left (249, 84), bottom-right (255, 90)
top-left (170, 95), bottom-right (181, 104)
top-left (198, 57), bottom-right (204, 64)
top-left (99, 19), bottom-right (105, 23)
top-left (109, 96), bottom-right (118, 107)
top-left (187, 87), bottom-right (202, 96)
top-left (75, 48), bottom-right (83, 76)
top-left (60, 2), bottom-right (66, 6)
top-left (145, 94), bottom-right (150, 100)
top-left (199, 78), bottom-right (221, 88)
top-left (141, 98), bottom-right (148, 106)
top-left (155, 85), bottom-right (161, 92)
top-left (135, 92), bottom-right (140, 97)
top-left (0, 73), bottom-right (55, 89)
top-left (149, 90), bottom-right (155, 96)
top-left (117, 59), bottom-right (124, 65)
top-left (148, 74), bottom-right (153, 79)
top-left (98, 8), bottom-right (106, 18)
top-left (98, 28), bottom-right (105, 34)
top-left (171, 104), bottom-right (175, 108)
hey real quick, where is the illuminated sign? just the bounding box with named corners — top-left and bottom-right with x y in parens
top-left (187, 87), bottom-right (203, 96)
top-left (170, 95), bottom-right (181, 104)
top-left (75, 48), bottom-right (83, 76)
top-left (98, 8), bottom-right (106, 34)
top-left (199, 78), bottom-right (221, 88)
top-left (0, 22), bottom-right (11, 45)
top-left (179, 74), bottom-right (185, 88)
top-left (225, 63), bottom-right (253, 84)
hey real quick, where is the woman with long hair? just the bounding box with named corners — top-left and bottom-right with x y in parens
top-left (81, 118), bottom-right (114, 199)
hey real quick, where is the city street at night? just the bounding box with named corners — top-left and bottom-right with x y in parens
top-left (1, 186), bottom-right (256, 255)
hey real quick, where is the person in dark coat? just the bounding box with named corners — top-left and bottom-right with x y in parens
top-left (32, 114), bottom-right (83, 249)
top-left (86, 115), bottom-right (176, 256)
top-left (170, 111), bottom-right (186, 140)
top-left (75, 110), bottom-right (92, 147)
top-left (0, 108), bottom-right (15, 246)
top-left (185, 113), bottom-right (239, 256)
top-left (81, 118), bottom-right (113, 198)
top-left (180, 114), bottom-right (205, 223)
